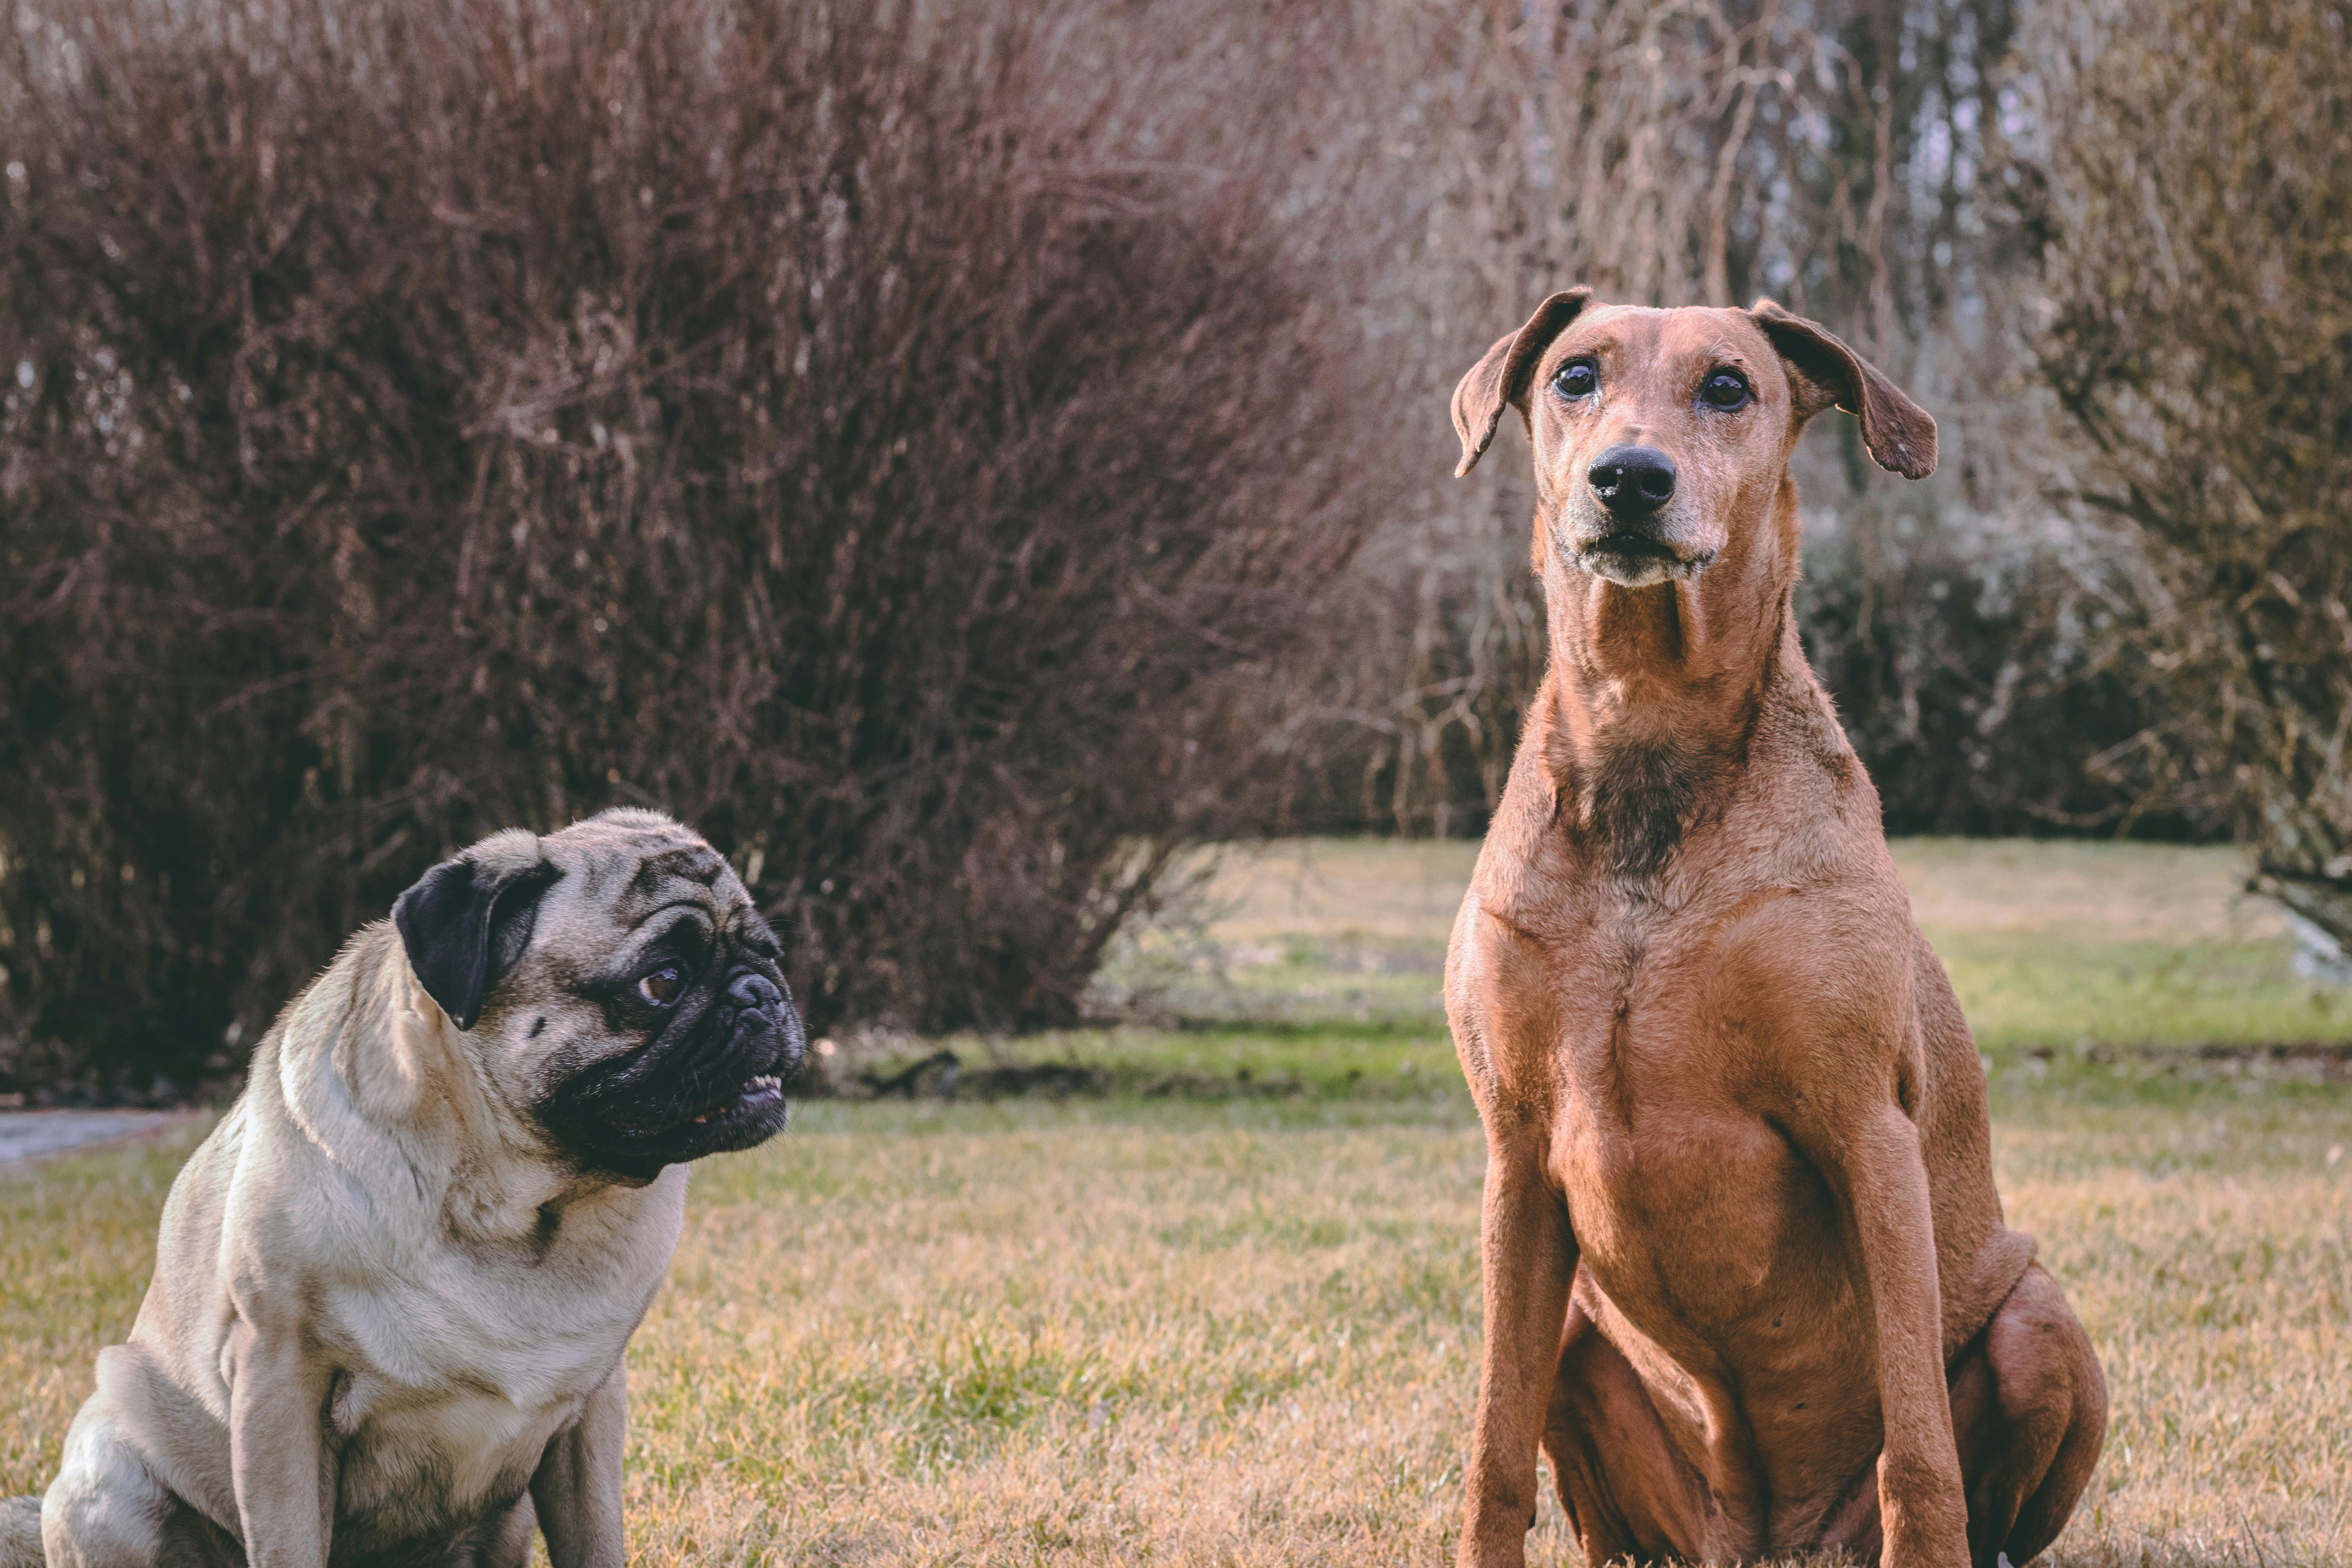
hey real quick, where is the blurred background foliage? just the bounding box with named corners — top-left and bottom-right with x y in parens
top-left (1, 0), bottom-right (2345, 1097)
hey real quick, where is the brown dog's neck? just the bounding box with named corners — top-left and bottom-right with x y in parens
top-left (1533, 486), bottom-right (1806, 876)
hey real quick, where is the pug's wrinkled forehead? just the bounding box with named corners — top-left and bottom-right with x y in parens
top-left (502, 810), bottom-right (769, 979)
top-left (543, 809), bottom-right (746, 916)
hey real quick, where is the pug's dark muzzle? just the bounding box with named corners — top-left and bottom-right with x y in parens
top-left (539, 961), bottom-right (805, 1182)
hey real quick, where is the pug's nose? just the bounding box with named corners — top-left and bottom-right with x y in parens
top-left (728, 970), bottom-right (783, 1014)
top-left (1588, 444), bottom-right (1677, 518)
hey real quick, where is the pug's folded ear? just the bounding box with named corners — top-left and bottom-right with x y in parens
top-left (393, 834), bottom-right (561, 1031)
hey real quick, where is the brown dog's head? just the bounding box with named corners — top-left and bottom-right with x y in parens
top-left (1451, 293), bottom-right (1936, 588)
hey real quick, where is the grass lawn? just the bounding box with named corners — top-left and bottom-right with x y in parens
top-left (1095, 836), bottom-right (2352, 1055)
top-left (5, 840), bottom-right (2349, 1565)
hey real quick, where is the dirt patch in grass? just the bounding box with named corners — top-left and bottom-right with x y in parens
top-left (811, 1046), bottom-right (1335, 1104)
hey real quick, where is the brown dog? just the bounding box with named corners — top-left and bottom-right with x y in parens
top-left (1442, 293), bottom-right (2105, 1568)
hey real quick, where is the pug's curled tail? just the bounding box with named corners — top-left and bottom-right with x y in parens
top-left (0, 1494), bottom-right (40, 1568)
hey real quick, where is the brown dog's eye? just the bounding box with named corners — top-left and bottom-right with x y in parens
top-left (1700, 370), bottom-right (1751, 410)
top-left (1553, 360), bottom-right (1598, 399)
top-left (637, 966), bottom-right (685, 1007)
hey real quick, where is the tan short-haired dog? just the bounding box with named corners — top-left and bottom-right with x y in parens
top-left (1443, 292), bottom-right (2105, 1568)
top-left (3, 811), bottom-right (801, 1568)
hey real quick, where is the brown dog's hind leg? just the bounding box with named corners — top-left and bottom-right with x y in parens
top-left (1541, 1298), bottom-right (1706, 1568)
top-left (1949, 1265), bottom-right (2107, 1568)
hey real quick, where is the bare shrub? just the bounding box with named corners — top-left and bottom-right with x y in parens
top-left (0, 0), bottom-right (1383, 1095)
top-left (2018, 0), bottom-right (2352, 931)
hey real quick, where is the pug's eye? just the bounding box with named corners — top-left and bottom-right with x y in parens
top-left (1554, 359), bottom-right (1599, 399)
top-left (637, 966), bottom-right (686, 1007)
top-left (1700, 369), bottom-right (1751, 410)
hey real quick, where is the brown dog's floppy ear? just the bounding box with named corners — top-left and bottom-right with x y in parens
top-left (1747, 299), bottom-right (1937, 480)
top-left (393, 845), bottom-right (561, 1031)
top-left (1451, 288), bottom-right (1593, 477)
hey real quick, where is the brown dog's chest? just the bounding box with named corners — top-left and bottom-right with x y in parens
top-left (1458, 856), bottom-right (1894, 1407)
top-left (1538, 906), bottom-right (1835, 1285)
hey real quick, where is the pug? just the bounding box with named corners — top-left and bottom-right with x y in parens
top-left (0, 809), bottom-right (802, 1568)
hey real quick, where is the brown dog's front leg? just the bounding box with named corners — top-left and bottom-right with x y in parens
top-left (1827, 1107), bottom-right (1972, 1568)
top-left (1458, 1134), bottom-right (1576, 1568)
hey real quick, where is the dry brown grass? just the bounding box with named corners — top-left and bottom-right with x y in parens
top-left (3, 1098), bottom-right (2346, 1565)
top-left (3, 842), bottom-right (2349, 1565)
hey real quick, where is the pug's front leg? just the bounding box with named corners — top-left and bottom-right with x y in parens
top-left (224, 1322), bottom-right (334, 1568)
top-left (531, 1365), bottom-right (627, 1568)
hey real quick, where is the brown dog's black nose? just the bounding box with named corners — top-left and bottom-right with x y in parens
top-left (1588, 444), bottom-right (1677, 518)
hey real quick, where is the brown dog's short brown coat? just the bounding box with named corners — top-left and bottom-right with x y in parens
top-left (1443, 293), bottom-right (2105, 1568)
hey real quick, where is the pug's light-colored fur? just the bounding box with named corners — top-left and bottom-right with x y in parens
top-left (5, 810), bottom-right (800, 1568)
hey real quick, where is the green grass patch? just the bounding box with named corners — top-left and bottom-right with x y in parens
top-left (1935, 930), bottom-right (2351, 1052)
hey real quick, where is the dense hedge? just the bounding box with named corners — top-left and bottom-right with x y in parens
top-left (0, 0), bottom-right (1376, 1098)
top-left (1797, 519), bottom-right (2174, 838)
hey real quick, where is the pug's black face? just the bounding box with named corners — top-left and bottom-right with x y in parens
top-left (393, 810), bottom-right (807, 1187)
top-left (533, 911), bottom-right (805, 1182)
